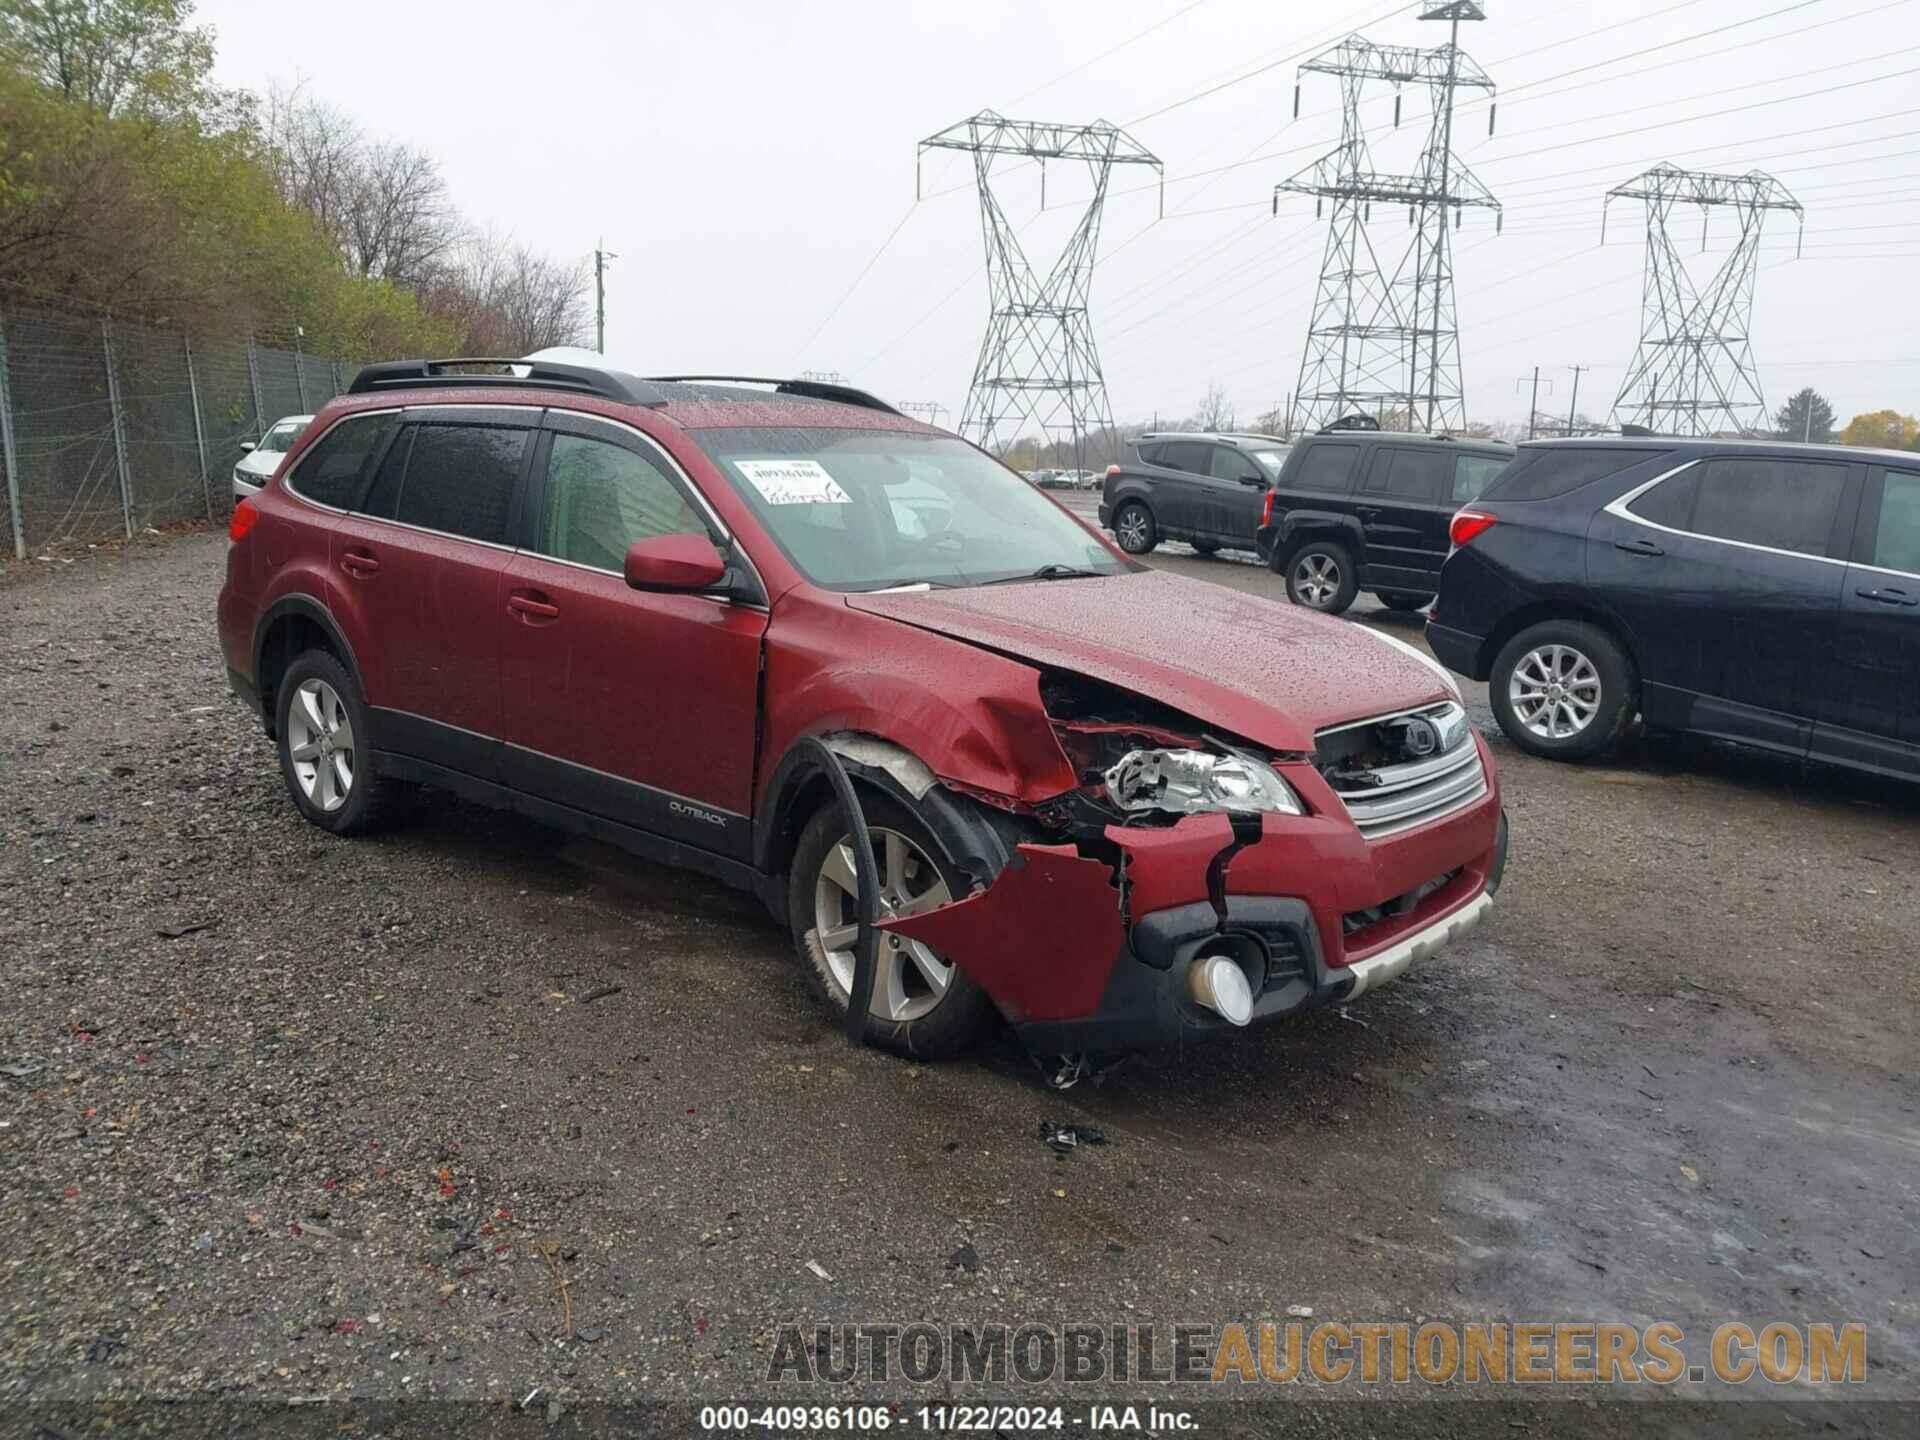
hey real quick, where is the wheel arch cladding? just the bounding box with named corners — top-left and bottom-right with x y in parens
top-left (1279, 510), bottom-right (1364, 554)
top-left (1485, 600), bottom-right (1643, 682)
top-left (253, 597), bottom-right (363, 738)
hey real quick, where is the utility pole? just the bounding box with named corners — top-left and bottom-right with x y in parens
top-left (1565, 364), bottom-right (1588, 436)
top-left (594, 241), bottom-right (617, 354)
top-left (1516, 368), bottom-right (1552, 440)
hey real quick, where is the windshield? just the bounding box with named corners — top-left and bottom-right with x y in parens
top-left (691, 427), bottom-right (1128, 591)
top-left (258, 420), bottom-right (305, 455)
top-left (1249, 448), bottom-right (1289, 478)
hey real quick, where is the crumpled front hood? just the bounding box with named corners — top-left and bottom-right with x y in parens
top-left (847, 569), bottom-right (1452, 753)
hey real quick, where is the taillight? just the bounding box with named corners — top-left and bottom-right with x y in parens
top-left (1261, 490), bottom-right (1275, 526)
top-left (229, 497), bottom-right (259, 543)
top-left (1104, 464), bottom-right (1121, 479)
top-left (1450, 509), bottom-right (1496, 547)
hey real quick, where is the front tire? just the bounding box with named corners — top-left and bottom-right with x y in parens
top-left (1113, 501), bottom-right (1158, 555)
top-left (1490, 620), bottom-right (1638, 761)
top-left (274, 649), bottom-right (399, 835)
top-left (1281, 539), bottom-right (1358, 615)
top-left (787, 791), bottom-right (993, 1059)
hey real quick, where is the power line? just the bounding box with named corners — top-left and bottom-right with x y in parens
top-left (1001, 0), bottom-right (1214, 110)
top-left (792, 201), bottom-right (920, 359)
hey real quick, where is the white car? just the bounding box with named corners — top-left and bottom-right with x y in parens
top-left (232, 415), bottom-right (312, 503)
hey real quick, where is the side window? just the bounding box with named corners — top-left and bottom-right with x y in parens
top-left (285, 412), bottom-right (389, 509)
top-left (1289, 443), bottom-right (1361, 494)
top-left (537, 433), bottom-right (706, 571)
top-left (1626, 467), bottom-right (1698, 529)
top-left (1453, 454), bottom-right (1508, 503)
top-left (392, 424), bottom-right (529, 544)
top-left (1366, 448), bottom-right (1449, 501)
top-left (1160, 441), bottom-right (1209, 475)
top-left (1208, 445), bottom-right (1257, 481)
top-left (1688, 457), bottom-right (1849, 556)
top-left (1135, 443), bottom-right (1164, 467)
top-left (1871, 471), bottom-right (1920, 574)
top-left (359, 425), bottom-right (412, 520)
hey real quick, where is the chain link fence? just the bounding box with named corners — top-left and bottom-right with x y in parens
top-left (0, 300), bottom-right (354, 557)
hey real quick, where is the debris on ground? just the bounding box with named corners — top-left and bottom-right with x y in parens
top-left (1286, 1305), bottom-right (1314, 1318)
top-left (156, 919), bottom-right (219, 939)
top-left (1039, 1121), bottom-right (1107, 1155)
top-left (804, 1259), bottom-right (833, 1283)
top-left (946, 1243), bottom-right (979, 1273)
top-left (581, 985), bottom-right (623, 1004)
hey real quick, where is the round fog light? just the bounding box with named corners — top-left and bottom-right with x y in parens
top-left (1189, 955), bottom-right (1254, 1027)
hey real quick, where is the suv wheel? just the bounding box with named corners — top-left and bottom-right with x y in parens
top-left (788, 791), bottom-right (993, 1059)
top-left (1490, 621), bottom-right (1637, 761)
top-left (1281, 540), bottom-right (1358, 615)
top-left (1113, 501), bottom-right (1158, 555)
top-left (1375, 591), bottom-right (1435, 612)
top-left (274, 650), bottom-right (400, 834)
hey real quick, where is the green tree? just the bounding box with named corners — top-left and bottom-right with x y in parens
top-left (1773, 387), bottom-right (1836, 443)
top-left (1839, 410), bottom-right (1920, 449)
top-left (0, 0), bottom-right (236, 122)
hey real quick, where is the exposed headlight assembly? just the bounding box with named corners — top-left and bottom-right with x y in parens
top-left (1103, 747), bottom-right (1303, 817)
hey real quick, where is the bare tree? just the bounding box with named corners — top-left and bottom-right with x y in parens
top-left (420, 230), bottom-right (591, 353)
top-left (1193, 382), bottom-right (1235, 432)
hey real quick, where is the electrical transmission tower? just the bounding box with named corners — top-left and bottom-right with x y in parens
top-left (1602, 164), bottom-right (1804, 437)
top-left (1276, 2), bottom-right (1500, 435)
top-left (919, 111), bottom-right (1162, 469)
top-left (897, 400), bottom-right (950, 428)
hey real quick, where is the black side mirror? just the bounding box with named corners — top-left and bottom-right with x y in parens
top-left (1238, 474), bottom-right (1266, 487)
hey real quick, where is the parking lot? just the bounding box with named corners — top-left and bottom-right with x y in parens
top-left (2, 524), bottom-right (1916, 1428)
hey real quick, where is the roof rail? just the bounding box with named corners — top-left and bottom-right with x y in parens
top-left (646, 375), bottom-right (902, 416)
top-left (346, 358), bottom-right (669, 407)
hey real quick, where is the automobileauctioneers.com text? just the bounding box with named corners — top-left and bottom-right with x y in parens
top-left (763, 1320), bottom-right (1866, 1388)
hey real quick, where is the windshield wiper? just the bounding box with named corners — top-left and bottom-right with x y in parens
top-left (981, 564), bottom-right (1106, 586)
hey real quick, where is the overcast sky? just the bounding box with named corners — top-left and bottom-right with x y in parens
top-left (199, 0), bottom-right (1919, 431)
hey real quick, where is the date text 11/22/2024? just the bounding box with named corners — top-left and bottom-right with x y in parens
top-left (698, 1405), bottom-right (1195, 1431)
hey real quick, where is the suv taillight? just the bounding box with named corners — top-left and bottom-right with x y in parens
top-left (1449, 509), bottom-right (1496, 547)
top-left (1105, 464), bottom-right (1121, 478)
top-left (229, 497), bottom-right (258, 543)
top-left (1261, 490), bottom-right (1275, 527)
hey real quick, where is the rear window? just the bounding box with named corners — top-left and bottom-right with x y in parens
top-left (1481, 446), bottom-right (1667, 502)
top-left (1287, 442), bottom-right (1362, 494)
top-left (285, 412), bottom-right (390, 509)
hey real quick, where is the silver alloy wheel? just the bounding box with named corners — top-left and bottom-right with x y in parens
top-left (1116, 506), bottom-right (1150, 552)
top-left (811, 826), bottom-right (954, 1023)
top-left (287, 678), bottom-right (355, 812)
top-left (1291, 551), bottom-right (1342, 608)
top-left (1508, 643), bottom-right (1602, 740)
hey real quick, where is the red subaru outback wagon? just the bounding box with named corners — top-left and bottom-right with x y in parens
top-left (218, 358), bottom-right (1506, 1059)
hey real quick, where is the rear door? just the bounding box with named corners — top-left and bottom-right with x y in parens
top-left (496, 413), bottom-right (768, 858)
top-left (1153, 440), bottom-right (1213, 536)
top-left (1205, 443), bottom-right (1271, 545)
top-left (325, 406), bottom-right (538, 771)
top-left (1355, 445), bottom-right (1452, 588)
top-left (1817, 464), bottom-right (1920, 776)
top-left (1587, 453), bottom-right (1858, 754)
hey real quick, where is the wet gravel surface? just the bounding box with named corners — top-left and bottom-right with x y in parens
top-left (2, 528), bottom-right (1916, 1435)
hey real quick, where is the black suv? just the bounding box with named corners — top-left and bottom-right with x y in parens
top-left (1253, 427), bottom-right (1513, 615)
top-left (1430, 438), bottom-right (1920, 779)
top-left (1098, 432), bottom-right (1290, 557)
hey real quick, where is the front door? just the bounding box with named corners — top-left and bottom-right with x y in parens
top-left (1817, 464), bottom-right (1920, 776)
top-left (1205, 443), bottom-right (1271, 545)
top-left (1586, 453), bottom-right (1858, 754)
top-left (497, 414), bottom-right (768, 860)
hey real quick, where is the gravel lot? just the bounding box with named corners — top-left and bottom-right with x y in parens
top-left (2, 523), bottom-right (1915, 1435)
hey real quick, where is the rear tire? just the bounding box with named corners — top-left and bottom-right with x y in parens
top-left (1281, 539), bottom-right (1358, 615)
top-left (1113, 501), bottom-right (1158, 555)
top-left (787, 791), bottom-right (993, 1059)
top-left (1490, 620), bottom-right (1638, 761)
top-left (1376, 591), bottom-right (1435, 612)
top-left (274, 649), bottom-right (400, 835)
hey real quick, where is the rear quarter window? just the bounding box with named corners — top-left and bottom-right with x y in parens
top-left (285, 412), bottom-right (391, 509)
top-left (1481, 446), bottom-right (1669, 502)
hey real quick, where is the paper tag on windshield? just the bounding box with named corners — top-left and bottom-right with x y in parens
top-left (735, 459), bottom-right (851, 506)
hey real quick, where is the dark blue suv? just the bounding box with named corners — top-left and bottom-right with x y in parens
top-left (1429, 438), bottom-right (1920, 779)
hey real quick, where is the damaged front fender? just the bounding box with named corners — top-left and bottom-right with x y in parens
top-left (874, 844), bottom-right (1124, 1023)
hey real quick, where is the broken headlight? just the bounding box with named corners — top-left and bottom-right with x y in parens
top-left (1103, 748), bottom-right (1303, 818)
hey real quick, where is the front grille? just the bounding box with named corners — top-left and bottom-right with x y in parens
top-left (1318, 704), bottom-right (1488, 841)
